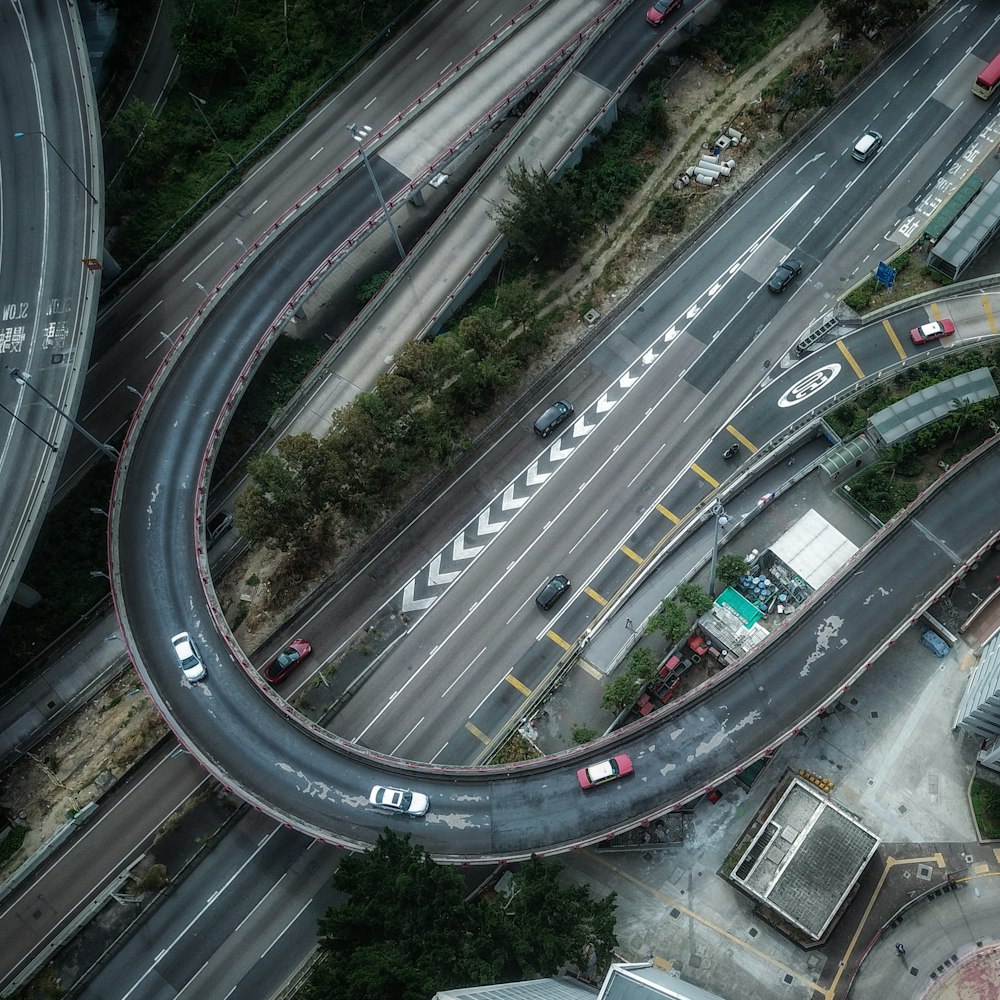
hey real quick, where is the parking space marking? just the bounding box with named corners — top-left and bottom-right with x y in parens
top-left (585, 586), bottom-right (607, 606)
top-left (983, 294), bottom-right (998, 333)
top-left (465, 721), bottom-right (491, 745)
top-left (655, 503), bottom-right (680, 523)
top-left (881, 319), bottom-right (907, 360)
top-left (691, 463), bottom-right (719, 487)
top-left (546, 630), bottom-right (571, 651)
top-left (577, 659), bottom-right (603, 680)
top-left (836, 338), bottom-right (865, 379)
top-left (504, 673), bottom-right (531, 696)
top-left (620, 545), bottom-right (644, 565)
top-left (725, 425), bottom-right (757, 451)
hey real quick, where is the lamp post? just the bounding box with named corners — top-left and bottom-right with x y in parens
top-left (6, 367), bottom-right (118, 461)
top-left (708, 499), bottom-right (730, 598)
top-left (90, 570), bottom-right (110, 581)
top-left (188, 93), bottom-right (237, 168)
top-left (0, 397), bottom-right (58, 452)
top-left (13, 131), bottom-right (97, 204)
top-left (346, 122), bottom-right (405, 260)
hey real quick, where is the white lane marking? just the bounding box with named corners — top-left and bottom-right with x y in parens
top-left (118, 299), bottom-right (163, 343)
top-left (120, 825), bottom-right (282, 998)
top-left (181, 241), bottom-right (225, 283)
top-left (309, 146), bottom-right (324, 161)
top-left (626, 445), bottom-right (667, 489)
top-left (391, 716), bottom-right (425, 755)
top-left (252, 199), bottom-right (268, 214)
top-left (568, 509), bottom-right (609, 556)
top-left (442, 647), bottom-right (486, 697)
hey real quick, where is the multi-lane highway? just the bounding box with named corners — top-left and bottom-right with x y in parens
top-left (108, 1), bottom-right (1000, 859)
top-left (0, 0), bottom-right (103, 621)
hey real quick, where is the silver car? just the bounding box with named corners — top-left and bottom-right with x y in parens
top-left (171, 631), bottom-right (206, 682)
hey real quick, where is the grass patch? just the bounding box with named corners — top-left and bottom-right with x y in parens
top-left (0, 824), bottom-right (28, 871)
top-left (971, 775), bottom-right (1000, 838)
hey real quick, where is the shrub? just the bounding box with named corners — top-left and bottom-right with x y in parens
top-left (648, 191), bottom-right (687, 231)
top-left (571, 724), bottom-right (598, 744)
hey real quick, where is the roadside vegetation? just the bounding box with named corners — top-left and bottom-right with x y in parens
top-left (303, 830), bottom-right (617, 1000)
top-left (828, 345), bottom-right (1000, 522)
top-left (970, 774), bottom-right (1000, 839)
top-left (105, 0), bottom-right (425, 273)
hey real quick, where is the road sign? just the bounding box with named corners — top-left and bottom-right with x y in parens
top-left (875, 261), bottom-right (896, 288)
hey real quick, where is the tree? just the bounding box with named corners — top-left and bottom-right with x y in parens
top-left (305, 831), bottom-right (617, 1000)
top-left (675, 582), bottom-right (713, 617)
top-left (601, 670), bottom-right (642, 713)
top-left (648, 600), bottom-right (688, 643)
top-left (714, 553), bottom-right (749, 590)
top-left (821, 0), bottom-right (927, 37)
top-left (490, 855), bottom-right (618, 977)
top-left (491, 161), bottom-right (588, 269)
top-left (236, 433), bottom-right (334, 549)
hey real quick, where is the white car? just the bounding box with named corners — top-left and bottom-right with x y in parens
top-left (368, 785), bottom-right (430, 816)
top-left (171, 631), bottom-right (206, 682)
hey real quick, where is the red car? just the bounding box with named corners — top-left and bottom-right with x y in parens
top-left (262, 638), bottom-right (311, 684)
top-left (909, 319), bottom-right (955, 345)
top-left (577, 753), bottom-right (634, 789)
top-left (646, 0), bottom-right (682, 27)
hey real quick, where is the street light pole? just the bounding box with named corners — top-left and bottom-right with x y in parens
top-left (6, 367), bottom-right (118, 461)
top-left (188, 93), bottom-right (237, 168)
top-left (346, 122), bottom-right (405, 260)
top-left (13, 131), bottom-right (97, 205)
top-left (708, 499), bottom-right (730, 599)
top-left (0, 397), bottom-right (58, 452)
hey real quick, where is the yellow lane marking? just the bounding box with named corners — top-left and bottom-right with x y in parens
top-left (504, 673), bottom-right (531, 696)
top-left (577, 659), bottom-right (603, 680)
top-left (691, 463), bottom-right (719, 487)
top-left (826, 853), bottom-right (944, 998)
top-left (882, 319), bottom-right (907, 360)
top-left (620, 545), bottom-right (644, 565)
top-left (465, 721), bottom-right (491, 745)
top-left (836, 338), bottom-right (865, 379)
top-left (983, 294), bottom-right (998, 333)
top-left (587, 853), bottom-right (826, 996)
top-left (546, 630), bottom-right (571, 651)
top-left (725, 425), bottom-right (757, 451)
top-left (930, 302), bottom-right (943, 321)
top-left (655, 503), bottom-right (680, 524)
top-left (584, 586), bottom-right (607, 606)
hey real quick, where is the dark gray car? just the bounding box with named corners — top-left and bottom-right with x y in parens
top-left (767, 259), bottom-right (802, 293)
top-left (533, 400), bottom-right (574, 438)
top-left (536, 574), bottom-right (570, 610)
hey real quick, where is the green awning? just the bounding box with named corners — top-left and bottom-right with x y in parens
top-left (717, 587), bottom-right (763, 627)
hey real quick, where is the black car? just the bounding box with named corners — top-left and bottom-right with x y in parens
top-left (767, 259), bottom-right (802, 293)
top-left (533, 400), bottom-right (574, 438)
top-left (536, 574), bottom-right (571, 611)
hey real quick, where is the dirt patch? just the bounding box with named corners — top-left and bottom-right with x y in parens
top-left (0, 672), bottom-right (166, 874)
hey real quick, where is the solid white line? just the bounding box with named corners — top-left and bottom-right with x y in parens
top-left (181, 241), bottom-right (225, 283)
top-left (117, 299), bottom-right (163, 343)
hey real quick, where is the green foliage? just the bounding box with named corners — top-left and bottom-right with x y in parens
top-left (648, 191), bottom-right (687, 231)
top-left (305, 831), bottom-right (617, 999)
top-left (821, 0), bottom-right (929, 38)
top-left (847, 468), bottom-right (919, 521)
top-left (109, 0), bottom-right (422, 268)
top-left (601, 646), bottom-right (658, 712)
top-left (683, 0), bottom-right (818, 72)
top-left (571, 724), bottom-right (598, 744)
top-left (491, 732), bottom-right (541, 765)
top-left (356, 271), bottom-right (391, 306)
top-left (971, 776), bottom-right (1000, 837)
top-left (826, 402), bottom-right (866, 438)
top-left (492, 161), bottom-right (589, 269)
top-left (714, 554), bottom-right (750, 590)
top-left (0, 825), bottom-right (28, 871)
top-left (675, 582), bottom-right (713, 617)
top-left (844, 279), bottom-right (877, 312)
top-left (648, 600), bottom-right (688, 643)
